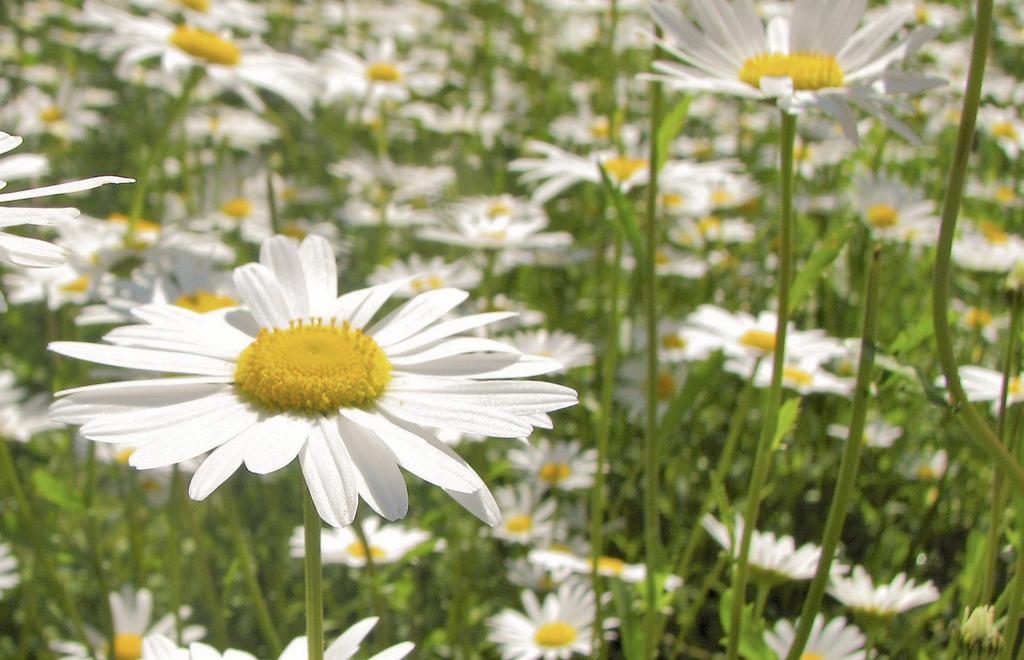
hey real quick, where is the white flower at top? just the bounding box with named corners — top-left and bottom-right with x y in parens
top-left (487, 580), bottom-right (596, 660)
top-left (319, 37), bottom-right (441, 106)
top-left (289, 516), bottom-right (430, 567)
top-left (764, 614), bottom-right (866, 660)
top-left (649, 0), bottom-right (943, 142)
top-left (50, 235), bottom-right (578, 527)
top-left (0, 541), bottom-right (18, 598)
top-left (492, 484), bottom-right (563, 545)
top-left (702, 513), bottom-right (831, 582)
top-left (368, 255), bottom-right (482, 298)
top-left (828, 565), bottom-right (939, 616)
top-left (0, 132), bottom-right (132, 268)
top-left (507, 437), bottom-right (598, 491)
top-left (854, 173), bottom-right (939, 245)
top-left (419, 196), bottom-right (572, 251)
top-left (504, 330), bottom-right (594, 373)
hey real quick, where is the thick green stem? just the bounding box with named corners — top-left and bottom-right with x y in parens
top-left (785, 245), bottom-right (883, 660)
top-left (303, 489), bottom-right (324, 660)
top-left (930, 0), bottom-right (1024, 496)
top-left (726, 109), bottom-right (797, 659)
top-left (643, 31), bottom-right (665, 657)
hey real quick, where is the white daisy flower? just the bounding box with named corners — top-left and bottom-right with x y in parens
top-left (289, 516), bottom-right (431, 567)
top-left (0, 370), bottom-right (61, 442)
top-left (527, 548), bottom-right (680, 588)
top-left (184, 107), bottom-right (278, 151)
top-left (319, 37), bottom-right (441, 106)
top-left (668, 215), bottom-right (756, 250)
top-left (504, 330), bottom-right (594, 373)
top-left (854, 173), bottom-right (939, 244)
top-left (906, 448), bottom-right (948, 482)
top-left (649, 0), bottom-right (943, 142)
top-left (951, 219), bottom-right (1024, 273)
top-left (50, 235), bottom-right (578, 526)
top-left (730, 355), bottom-right (854, 396)
top-left (0, 132), bottom-right (132, 268)
top-left (507, 437), bottom-right (598, 491)
top-left (0, 541), bottom-right (18, 598)
top-left (419, 196), bottom-right (572, 251)
top-left (827, 418), bottom-right (902, 449)
top-left (492, 484), bottom-right (563, 545)
top-left (765, 614), bottom-right (866, 660)
top-left (507, 557), bottom-right (574, 592)
top-left (487, 580), bottom-right (596, 659)
top-left (368, 255), bottom-right (482, 298)
top-left (129, 0), bottom-right (269, 34)
top-left (978, 106), bottom-right (1024, 159)
top-left (703, 513), bottom-right (830, 582)
top-left (939, 365), bottom-right (1024, 412)
top-left (828, 565), bottom-right (939, 616)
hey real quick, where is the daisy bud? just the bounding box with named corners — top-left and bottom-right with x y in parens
top-left (956, 605), bottom-right (1003, 658)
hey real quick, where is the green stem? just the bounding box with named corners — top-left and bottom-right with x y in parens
top-left (643, 31), bottom-right (665, 657)
top-left (930, 0), bottom-right (1024, 496)
top-left (785, 245), bottom-right (883, 660)
top-left (753, 580), bottom-right (771, 622)
top-left (169, 466), bottom-right (184, 642)
top-left (353, 515), bottom-right (386, 625)
top-left (726, 109), bottom-right (797, 660)
top-left (672, 553), bottom-right (729, 658)
top-left (590, 229), bottom-right (625, 660)
top-left (119, 473), bottom-right (145, 587)
top-left (82, 442), bottom-right (113, 656)
top-left (303, 489), bottom-right (324, 660)
top-left (223, 493), bottom-right (283, 655)
top-left (186, 496), bottom-right (228, 647)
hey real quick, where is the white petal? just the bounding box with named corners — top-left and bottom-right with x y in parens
top-left (0, 175), bottom-right (133, 203)
top-left (300, 419), bottom-right (359, 526)
top-left (377, 395), bottom-right (533, 438)
top-left (368, 288), bottom-right (469, 347)
top-left (260, 236), bottom-right (310, 318)
top-left (337, 417), bottom-right (408, 520)
top-left (324, 617), bottom-right (378, 660)
top-left (332, 279), bottom-right (407, 329)
top-left (0, 233), bottom-right (68, 268)
top-left (233, 263), bottom-right (291, 329)
top-left (242, 414), bottom-right (312, 474)
top-left (49, 341), bottom-right (234, 376)
top-left (387, 338), bottom-right (520, 365)
top-left (188, 434), bottom-right (248, 500)
top-left (128, 402), bottom-right (258, 468)
top-left (382, 312), bottom-right (518, 356)
top-left (299, 235), bottom-right (338, 316)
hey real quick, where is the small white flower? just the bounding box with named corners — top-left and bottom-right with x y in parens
top-left (765, 614), bottom-right (866, 660)
top-left (507, 437), bottom-right (598, 491)
top-left (0, 542), bottom-right (19, 598)
top-left (487, 580), bottom-right (596, 660)
top-left (828, 565), bottom-right (939, 616)
top-left (703, 514), bottom-right (833, 582)
top-left (289, 516), bottom-right (431, 567)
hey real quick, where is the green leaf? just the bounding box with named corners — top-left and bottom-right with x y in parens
top-left (889, 312), bottom-right (934, 355)
top-left (656, 97), bottom-right (691, 172)
top-left (788, 221), bottom-right (857, 314)
top-left (30, 469), bottom-right (83, 511)
top-left (771, 397), bottom-right (801, 450)
top-left (718, 588), bottom-right (777, 660)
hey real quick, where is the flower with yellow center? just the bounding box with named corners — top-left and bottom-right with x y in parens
top-left (867, 203), bottom-right (899, 228)
top-left (995, 186), bottom-right (1017, 205)
top-left (366, 62), bottom-right (402, 83)
top-left (51, 235), bottom-right (577, 527)
top-left (533, 622), bottom-right (578, 648)
top-left (169, 25), bottom-right (241, 66)
top-left (739, 52), bottom-right (844, 91)
top-left (113, 633), bottom-right (143, 660)
top-left (992, 121), bottom-right (1019, 140)
top-left (602, 156), bottom-right (646, 183)
top-left (39, 106), bottom-right (63, 124)
top-left (221, 197), bottom-right (253, 219)
top-left (765, 614), bottom-right (867, 660)
top-left (345, 540), bottom-right (387, 560)
top-left (296, 516), bottom-right (431, 566)
top-left (979, 220), bottom-right (1009, 245)
top-left (739, 329), bottom-right (776, 354)
top-left (538, 462), bottom-right (571, 485)
top-left (179, 0), bottom-right (210, 12)
top-left (504, 514), bottom-right (534, 534)
top-left (60, 274), bottom-right (90, 294)
top-left (487, 581), bottom-right (595, 658)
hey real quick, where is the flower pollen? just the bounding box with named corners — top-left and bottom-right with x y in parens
top-left (175, 290), bottom-right (238, 313)
top-left (113, 633), bottom-right (144, 660)
top-left (221, 197), bottom-right (253, 219)
top-left (39, 106), bottom-right (63, 124)
top-left (366, 62), bottom-right (401, 82)
top-left (739, 52), bottom-right (844, 91)
top-left (739, 329), bottom-right (776, 354)
top-left (603, 156), bottom-right (646, 182)
top-left (505, 514), bottom-right (534, 534)
top-left (234, 319), bottom-right (392, 415)
top-left (867, 203), bottom-right (899, 228)
top-left (169, 25), bottom-right (240, 67)
top-left (345, 541), bottom-right (386, 560)
top-left (533, 621), bottom-right (578, 648)
top-left (539, 462), bottom-right (572, 485)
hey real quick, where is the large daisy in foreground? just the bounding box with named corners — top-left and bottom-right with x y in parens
top-left (648, 0), bottom-right (943, 142)
top-left (50, 235), bottom-right (577, 526)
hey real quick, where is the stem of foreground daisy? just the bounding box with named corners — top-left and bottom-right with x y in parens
top-left (725, 109), bottom-right (797, 660)
top-left (590, 228), bottom-right (625, 660)
top-left (303, 488), bottom-right (324, 660)
top-left (126, 67), bottom-right (202, 239)
top-left (931, 0), bottom-right (1024, 497)
top-left (642, 30), bottom-right (665, 657)
top-left (784, 244), bottom-right (882, 660)
top-left (0, 439), bottom-right (90, 649)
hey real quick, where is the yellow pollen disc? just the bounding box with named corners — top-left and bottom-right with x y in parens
top-left (39, 105), bottom-right (62, 124)
top-left (794, 143), bottom-right (812, 162)
top-left (234, 319), bottom-right (392, 415)
top-left (917, 465), bottom-right (936, 480)
top-left (996, 186), bottom-right (1017, 204)
top-left (662, 334), bottom-right (686, 350)
top-left (654, 250), bottom-right (670, 266)
top-left (140, 478), bottom-right (163, 492)
top-left (739, 52), bottom-right (845, 91)
top-left (280, 224), bottom-right (308, 240)
top-left (115, 448), bottom-right (135, 465)
top-left (710, 189), bottom-right (734, 205)
top-left (590, 118), bottom-right (610, 139)
top-left (914, 4), bottom-right (929, 23)
top-left (484, 230), bottom-right (508, 242)
top-left (698, 215), bottom-right (721, 234)
top-left (113, 633), bottom-right (143, 660)
top-left (783, 365), bottom-right (814, 387)
top-left (179, 0), bottom-right (210, 10)
top-left (169, 25), bottom-right (240, 66)
top-left (1010, 377), bottom-right (1022, 396)
top-left (282, 186), bottom-right (299, 202)
top-left (345, 541), bottom-right (386, 560)
top-left (992, 121), bottom-right (1019, 140)
top-left (221, 197), bottom-right (253, 219)
top-left (657, 372), bottom-right (675, 400)
top-left (108, 212), bottom-right (162, 234)
top-left (175, 290), bottom-right (238, 313)
top-left (801, 654), bottom-right (826, 660)
top-left (739, 329), bottom-right (776, 354)
top-left (539, 462), bottom-right (572, 485)
top-left (662, 192), bottom-right (684, 208)
top-left (964, 307), bottom-right (993, 329)
top-left (595, 556), bottom-right (626, 574)
top-left (505, 514), bottom-right (534, 533)
top-left (867, 203), bottom-right (899, 228)
top-left (60, 275), bottom-right (90, 294)
top-left (366, 62), bottom-right (401, 82)
top-left (533, 621), bottom-right (578, 648)
top-left (487, 202), bottom-right (512, 217)
top-left (980, 220), bottom-right (1009, 245)
top-left (603, 157), bottom-right (646, 182)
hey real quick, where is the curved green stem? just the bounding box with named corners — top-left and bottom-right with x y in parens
top-left (785, 245), bottom-right (883, 660)
top-left (303, 489), bottom-right (324, 660)
top-left (726, 109), bottom-right (797, 659)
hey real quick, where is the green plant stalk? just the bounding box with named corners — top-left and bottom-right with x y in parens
top-left (643, 31), bottom-right (665, 657)
top-left (186, 496), bottom-right (228, 647)
top-left (169, 466), bottom-right (184, 642)
top-left (303, 490), bottom-right (324, 660)
top-left (785, 245), bottom-right (883, 660)
top-left (223, 493), bottom-right (283, 655)
top-left (266, 169), bottom-right (280, 236)
top-left (82, 441), bottom-right (113, 656)
top-left (930, 0), bottom-right (1024, 496)
top-left (353, 514), bottom-right (386, 626)
top-left (126, 68), bottom-right (202, 239)
top-left (0, 439), bottom-right (90, 649)
top-left (671, 553), bottom-right (729, 658)
top-left (589, 229), bottom-right (625, 660)
top-left (726, 109), bottom-right (797, 660)
top-left (120, 473), bottom-right (145, 587)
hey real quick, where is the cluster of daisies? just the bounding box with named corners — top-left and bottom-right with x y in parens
top-left (0, 0), bottom-right (1022, 657)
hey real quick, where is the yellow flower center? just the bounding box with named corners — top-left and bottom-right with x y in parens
top-left (39, 105), bottom-right (62, 124)
top-left (654, 250), bottom-right (671, 266)
top-left (169, 25), bottom-right (241, 66)
top-left (411, 275), bottom-right (444, 292)
top-left (221, 197), bottom-right (253, 219)
top-left (783, 365), bottom-right (815, 387)
top-left (867, 203), bottom-right (899, 228)
top-left (107, 212), bottom-right (162, 234)
top-left (175, 290), bottom-right (238, 313)
top-left (60, 275), bottom-right (90, 294)
top-left (710, 189), bottom-right (734, 206)
top-left (113, 633), bottom-right (143, 660)
top-left (603, 156), bottom-right (646, 182)
top-left (234, 319), bottom-right (392, 415)
top-left (964, 307), bottom-right (993, 329)
top-left (484, 230), bottom-right (508, 242)
top-left (698, 215), bottom-right (721, 234)
top-left (280, 224), bottom-right (308, 240)
top-left (914, 4), bottom-right (930, 22)
top-left (487, 202), bottom-right (512, 218)
top-left (996, 186), bottom-right (1017, 204)
top-left (345, 541), bottom-right (386, 560)
top-left (801, 654), bottom-right (826, 660)
top-left (179, 0), bottom-right (209, 10)
top-left (533, 621), bottom-right (578, 648)
top-left (539, 462), bottom-right (572, 485)
top-left (992, 121), bottom-right (1019, 140)
top-left (739, 52), bottom-right (845, 91)
top-left (595, 556), bottom-right (626, 574)
top-left (794, 143), bottom-right (812, 162)
top-left (662, 334), bottom-right (686, 350)
top-left (657, 372), bottom-right (675, 400)
top-left (505, 514), bottom-right (534, 533)
top-left (1010, 377), bottom-right (1022, 396)
top-left (662, 192), bottom-right (684, 208)
top-left (980, 220), bottom-right (1009, 245)
top-left (739, 329), bottom-right (776, 354)
top-left (917, 465), bottom-right (936, 480)
top-left (366, 62), bottom-right (402, 82)
top-left (590, 117), bottom-right (610, 139)
top-left (115, 448), bottom-right (135, 465)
